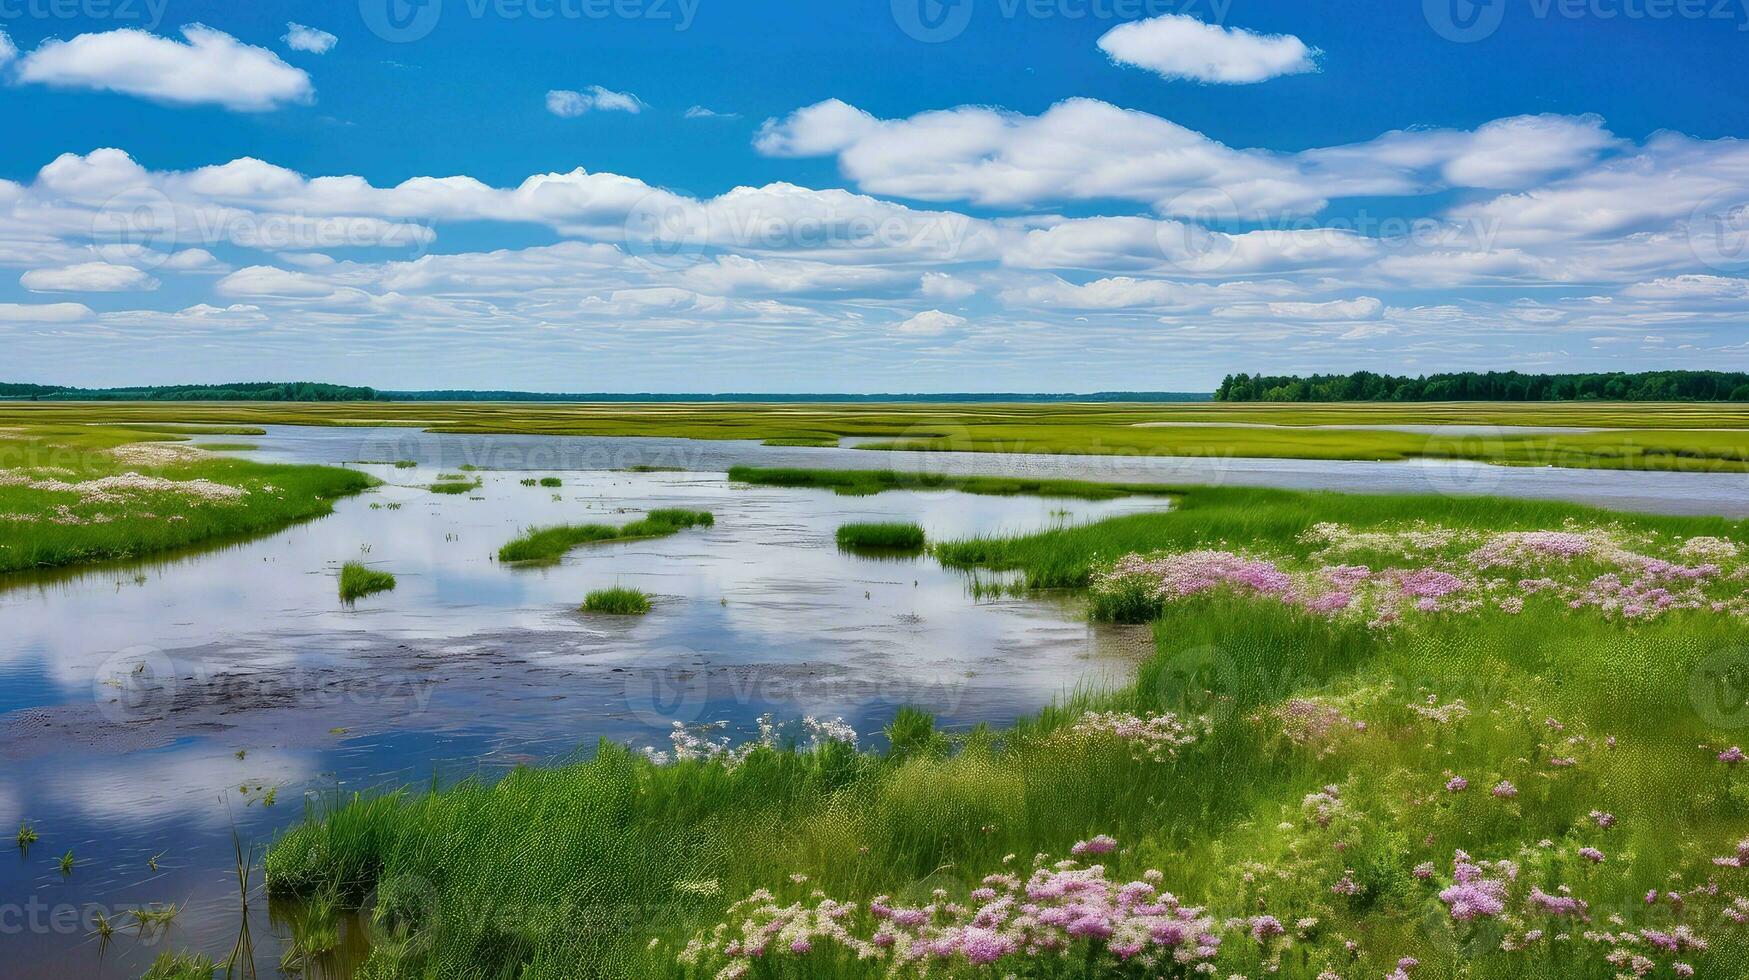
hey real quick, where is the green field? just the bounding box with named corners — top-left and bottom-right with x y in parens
top-left (5, 400), bottom-right (1749, 472)
top-left (259, 479), bottom-right (1749, 979)
top-left (0, 422), bottom-right (373, 576)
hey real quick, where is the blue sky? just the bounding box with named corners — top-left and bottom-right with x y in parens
top-left (1, 0), bottom-right (1748, 391)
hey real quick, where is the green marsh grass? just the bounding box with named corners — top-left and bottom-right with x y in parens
top-left (539, 476), bottom-right (563, 487)
top-left (426, 478), bottom-right (479, 495)
top-left (259, 480), bottom-right (1749, 979)
top-left (730, 465), bottom-right (1177, 500)
top-left (16, 401), bottom-right (1749, 473)
top-left (580, 586), bottom-right (652, 615)
top-left (140, 950), bottom-right (210, 980)
top-left (0, 425), bottom-right (374, 575)
top-left (497, 509), bottom-right (713, 563)
top-left (338, 561), bottom-right (396, 601)
top-left (836, 521), bottom-right (926, 551)
top-left (15, 821), bottom-right (35, 848)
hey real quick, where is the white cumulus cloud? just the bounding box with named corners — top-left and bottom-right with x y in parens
top-left (547, 86), bottom-right (645, 117)
top-left (14, 26), bottom-right (312, 111)
top-left (895, 309), bottom-right (967, 335)
top-left (21, 261), bottom-right (158, 292)
top-left (283, 23), bottom-right (337, 55)
top-left (0, 301), bottom-right (94, 322)
top-left (1097, 14), bottom-right (1320, 84)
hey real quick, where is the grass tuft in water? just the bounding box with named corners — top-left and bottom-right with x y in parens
top-left (427, 477), bottom-right (480, 495)
top-left (497, 509), bottom-right (713, 563)
top-left (140, 949), bottom-right (209, 980)
top-left (539, 476), bottom-right (563, 487)
top-left (581, 586), bottom-right (652, 615)
top-left (338, 561), bottom-right (396, 601)
top-left (836, 521), bottom-right (926, 551)
top-left (15, 821), bottom-right (36, 849)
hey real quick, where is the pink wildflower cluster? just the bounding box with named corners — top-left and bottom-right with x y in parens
top-left (1437, 853), bottom-right (1510, 921)
top-left (1272, 697), bottom-right (1366, 751)
top-left (680, 841), bottom-right (1225, 977)
top-left (1066, 710), bottom-right (1209, 762)
top-left (1101, 550), bottom-right (1293, 600)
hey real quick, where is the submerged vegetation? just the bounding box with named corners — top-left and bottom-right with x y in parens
top-left (259, 478), bottom-right (1749, 979)
top-left (427, 476), bottom-right (481, 495)
top-left (0, 423), bottom-right (373, 575)
top-left (497, 508), bottom-right (714, 563)
top-left (581, 586), bottom-right (652, 615)
top-left (836, 521), bottom-right (927, 551)
top-left (338, 561), bottom-right (396, 601)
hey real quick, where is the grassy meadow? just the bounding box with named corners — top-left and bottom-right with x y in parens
top-left (256, 478), bottom-right (1749, 980)
top-left (7, 400), bottom-right (1749, 472)
top-left (0, 423), bottom-right (373, 575)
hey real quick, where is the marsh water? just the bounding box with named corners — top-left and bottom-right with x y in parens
top-left (0, 429), bottom-right (1169, 978)
top-left (4, 426), bottom-right (1748, 979)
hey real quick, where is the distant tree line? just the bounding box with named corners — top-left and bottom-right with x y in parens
top-left (1214, 371), bottom-right (1749, 403)
top-left (0, 382), bottom-right (381, 402)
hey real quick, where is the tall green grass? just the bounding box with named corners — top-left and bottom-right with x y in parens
top-left (580, 586), bottom-right (652, 615)
top-left (497, 509), bottom-right (713, 563)
top-left (836, 521), bottom-right (926, 551)
top-left (338, 561), bottom-right (396, 601)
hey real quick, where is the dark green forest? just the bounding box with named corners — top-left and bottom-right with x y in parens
top-left (1215, 371), bottom-right (1749, 402)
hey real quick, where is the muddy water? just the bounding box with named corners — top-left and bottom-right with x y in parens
top-left (0, 433), bottom-right (1165, 978)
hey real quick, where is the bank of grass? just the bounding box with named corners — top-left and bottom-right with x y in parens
top-left (0, 424), bottom-right (374, 575)
top-left (259, 607), bottom-right (1749, 979)
top-left (13, 401), bottom-right (1749, 473)
top-left (580, 586), bottom-right (652, 615)
top-left (338, 561), bottom-right (396, 601)
top-left (934, 484), bottom-right (1743, 588)
top-left (497, 508), bottom-right (713, 563)
top-left (730, 465), bottom-right (1177, 500)
top-left (836, 521), bottom-right (926, 551)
